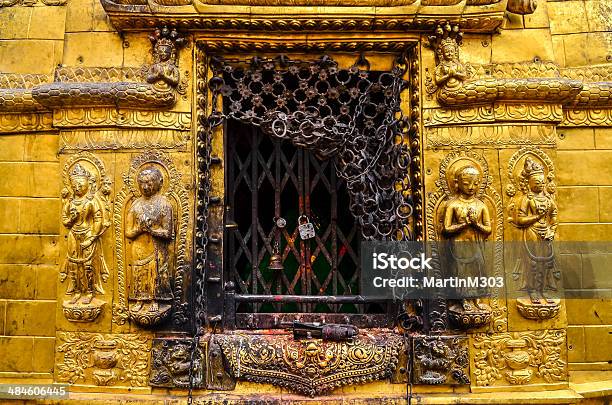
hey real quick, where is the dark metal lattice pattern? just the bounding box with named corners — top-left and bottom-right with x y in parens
top-left (226, 121), bottom-right (361, 314)
top-left (208, 54), bottom-right (414, 240)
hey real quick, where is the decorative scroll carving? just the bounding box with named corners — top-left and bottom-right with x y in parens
top-left (0, 113), bottom-right (53, 134)
top-left (215, 332), bottom-right (403, 396)
top-left (412, 335), bottom-right (470, 385)
top-left (426, 24), bottom-right (583, 108)
top-left (0, 0), bottom-right (65, 7)
top-left (60, 153), bottom-right (112, 322)
top-left (97, 12), bottom-right (506, 34)
top-left (424, 125), bottom-right (556, 149)
top-left (56, 332), bottom-right (151, 387)
top-left (200, 40), bottom-right (414, 54)
top-left (60, 129), bottom-right (188, 151)
top-left (506, 147), bottom-right (560, 320)
top-left (563, 108), bottom-right (612, 126)
top-left (427, 149), bottom-right (506, 332)
top-left (114, 151), bottom-right (189, 327)
top-left (205, 53), bottom-right (413, 240)
top-left (150, 338), bottom-right (203, 387)
top-left (472, 330), bottom-right (566, 386)
top-left (53, 109), bottom-right (191, 130)
top-left (423, 106), bottom-right (494, 126)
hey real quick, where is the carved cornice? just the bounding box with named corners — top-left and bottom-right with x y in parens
top-left (199, 40), bottom-right (414, 54)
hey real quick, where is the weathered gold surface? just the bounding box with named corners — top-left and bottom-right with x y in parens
top-left (0, 0), bottom-right (610, 401)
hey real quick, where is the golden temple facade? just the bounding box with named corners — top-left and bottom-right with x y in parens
top-left (0, 0), bottom-right (610, 402)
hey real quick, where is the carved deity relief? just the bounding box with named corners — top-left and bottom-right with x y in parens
top-left (506, 147), bottom-right (561, 320)
top-left (60, 153), bottom-right (112, 322)
top-left (150, 338), bottom-right (203, 387)
top-left (147, 27), bottom-right (187, 92)
top-left (412, 335), bottom-right (470, 385)
top-left (426, 23), bottom-right (466, 95)
top-left (472, 330), bottom-right (566, 388)
top-left (56, 332), bottom-right (150, 388)
top-left (427, 149), bottom-right (506, 331)
top-left (114, 151), bottom-right (189, 327)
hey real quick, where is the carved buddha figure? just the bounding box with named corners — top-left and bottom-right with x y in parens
top-left (61, 163), bottom-right (109, 305)
top-left (126, 167), bottom-right (174, 316)
top-left (434, 38), bottom-right (467, 90)
top-left (443, 164), bottom-right (492, 312)
top-left (512, 158), bottom-right (559, 304)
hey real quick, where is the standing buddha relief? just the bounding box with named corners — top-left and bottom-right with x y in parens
top-left (114, 151), bottom-right (190, 327)
top-left (428, 149), bottom-right (505, 331)
top-left (125, 167), bottom-right (175, 324)
top-left (60, 153), bottom-right (112, 322)
top-left (506, 147), bottom-right (561, 320)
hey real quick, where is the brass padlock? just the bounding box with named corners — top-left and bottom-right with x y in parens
top-left (297, 215), bottom-right (315, 240)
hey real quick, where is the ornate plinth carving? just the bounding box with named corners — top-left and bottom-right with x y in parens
top-left (60, 153), bottom-right (112, 322)
top-left (472, 330), bottom-right (566, 387)
top-left (150, 338), bottom-right (203, 387)
top-left (412, 335), bottom-right (470, 385)
top-left (56, 333), bottom-right (151, 387)
top-left (114, 151), bottom-right (189, 327)
top-left (506, 147), bottom-right (560, 320)
top-left (214, 332), bottom-right (403, 397)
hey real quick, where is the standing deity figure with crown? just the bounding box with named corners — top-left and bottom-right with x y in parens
top-left (61, 161), bottom-right (111, 322)
top-left (507, 152), bottom-right (561, 320)
top-left (147, 26), bottom-right (187, 91)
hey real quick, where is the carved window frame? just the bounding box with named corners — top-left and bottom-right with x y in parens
top-left (193, 40), bottom-right (424, 332)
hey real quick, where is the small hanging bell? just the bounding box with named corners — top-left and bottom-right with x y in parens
top-left (268, 241), bottom-right (284, 272)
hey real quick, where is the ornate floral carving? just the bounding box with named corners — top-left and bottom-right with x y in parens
top-left (472, 330), bottom-right (566, 386)
top-left (98, 13), bottom-right (506, 34)
top-left (0, 0), bottom-right (65, 7)
top-left (426, 149), bottom-right (506, 332)
top-left (199, 40), bottom-right (414, 54)
top-left (113, 151), bottom-right (189, 327)
top-left (424, 125), bottom-right (556, 149)
top-left (215, 332), bottom-right (403, 396)
top-left (60, 129), bottom-right (188, 151)
top-left (505, 147), bottom-right (560, 320)
top-left (0, 113), bottom-right (53, 134)
top-left (150, 338), bottom-right (203, 387)
top-left (60, 153), bottom-right (112, 322)
top-left (423, 106), bottom-right (494, 126)
top-left (412, 335), bottom-right (470, 385)
top-left (562, 108), bottom-right (612, 126)
top-left (56, 332), bottom-right (151, 387)
top-left (53, 109), bottom-right (191, 130)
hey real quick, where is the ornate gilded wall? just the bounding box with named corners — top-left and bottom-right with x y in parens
top-left (0, 0), bottom-right (610, 402)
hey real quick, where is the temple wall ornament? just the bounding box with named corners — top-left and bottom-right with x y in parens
top-left (0, 0), bottom-right (65, 6)
top-left (427, 149), bottom-right (506, 331)
top-left (505, 147), bottom-right (561, 320)
top-left (412, 335), bottom-right (470, 385)
top-left (113, 150), bottom-right (190, 327)
top-left (471, 330), bottom-right (567, 387)
top-left (53, 109), bottom-right (191, 130)
top-left (150, 338), bottom-right (203, 387)
top-left (59, 128), bottom-right (188, 151)
top-left (214, 332), bottom-right (404, 396)
top-left (424, 125), bottom-right (557, 149)
top-left (0, 27), bottom-right (187, 113)
top-left (55, 332), bottom-right (151, 387)
top-left (60, 152), bottom-right (112, 322)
